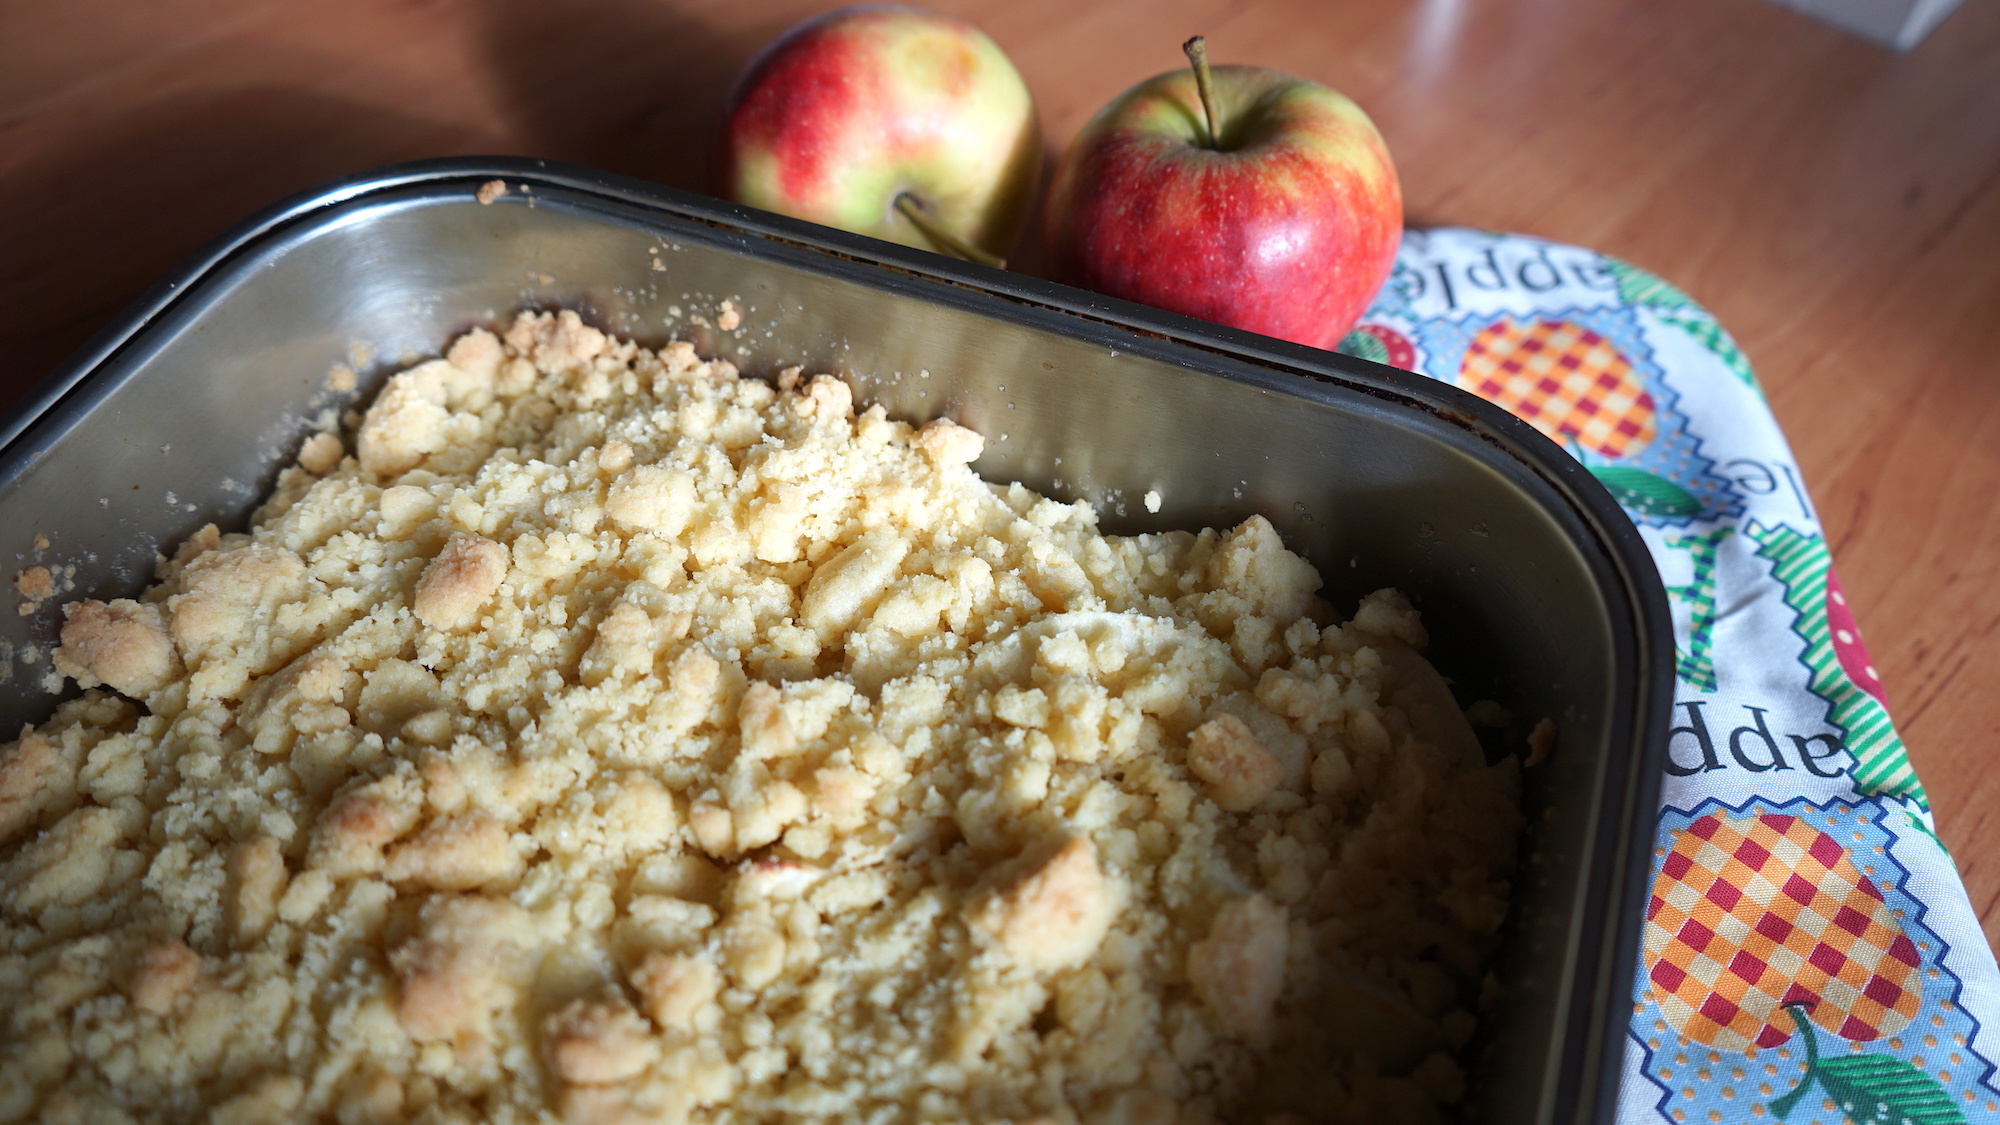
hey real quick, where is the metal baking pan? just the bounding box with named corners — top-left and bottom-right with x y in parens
top-left (0, 157), bottom-right (1671, 1124)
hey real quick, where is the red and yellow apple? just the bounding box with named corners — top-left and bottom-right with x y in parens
top-left (1041, 40), bottom-right (1402, 348)
top-left (717, 5), bottom-right (1041, 265)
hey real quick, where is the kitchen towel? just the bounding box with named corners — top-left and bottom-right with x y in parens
top-left (1342, 228), bottom-right (2000, 1125)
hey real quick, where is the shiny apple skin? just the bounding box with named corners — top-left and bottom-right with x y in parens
top-left (1041, 65), bottom-right (1402, 349)
top-left (718, 5), bottom-right (1041, 261)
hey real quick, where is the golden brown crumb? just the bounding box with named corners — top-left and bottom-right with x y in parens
top-left (1186, 714), bottom-right (1283, 811)
top-left (297, 432), bottom-right (344, 475)
top-left (913, 417), bottom-right (984, 466)
top-left (130, 939), bottom-right (201, 1014)
top-left (598, 439), bottom-right (634, 474)
top-left (334, 1070), bottom-right (404, 1125)
top-left (383, 812), bottom-right (521, 890)
top-left (0, 731), bottom-right (72, 844)
top-left (392, 894), bottom-right (530, 1044)
top-left (1466, 699), bottom-right (1513, 728)
top-left (306, 783), bottom-right (415, 878)
top-left (15, 565), bottom-right (53, 601)
top-left (225, 836), bottom-right (288, 946)
top-left (33, 533), bottom-right (50, 550)
top-left (413, 534), bottom-right (507, 631)
top-left (476, 179), bottom-right (507, 205)
top-left (209, 1074), bottom-right (304, 1125)
top-left (545, 994), bottom-right (659, 1085)
top-left (161, 521), bottom-right (222, 581)
top-left (1526, 716), bottom-right (1557, 766)
top-left (631, 951), bottom-right (720, 1032)
top-left (971, 836), bottom-right (1115, 972)
top-left (716, 299), bottom-right (742, 331)
top-left (52, 598), bottom-right (182, 697)
top-left (1350, 586), bottom-right (1429, 648)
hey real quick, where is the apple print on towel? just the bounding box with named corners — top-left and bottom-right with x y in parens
top-left (1643, 811), bottom-right (1922, 1051)
top-left (1458, 316), bottom-right (1658, 458)
top-left (1631, 800), bottom-right (1991, 1125)
top-left (1406, 307), bottom-right (1742, 526)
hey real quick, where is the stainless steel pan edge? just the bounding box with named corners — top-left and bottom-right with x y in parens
top-left (0, 157), bottom-right (1672, 1125)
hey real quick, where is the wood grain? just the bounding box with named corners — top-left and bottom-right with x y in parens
top-left (2, 0), bottom-right (1996, 945)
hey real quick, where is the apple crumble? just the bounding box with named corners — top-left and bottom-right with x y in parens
top-left (0, 311), bottom-right (1521, 1125)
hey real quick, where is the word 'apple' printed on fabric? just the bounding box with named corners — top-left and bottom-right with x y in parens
top-left (1633, 800), bottom-right (1993, 1125)
top-left (1400, 306), bottom-right (1742, 526)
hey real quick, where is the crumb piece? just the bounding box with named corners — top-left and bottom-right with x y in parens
top-left (209, 1074), bottom-right (304, 1125)
top-left (992, 684), bottom-right (1050, 729)
top-left (298, 432), bottom-right (344, 475)
top-left (688, 801), bottom-right (732, 858)
top-left (801, 533), bottom-right (908, 638)
top-left (1466, 699), bottom-right (1513, 728)
top-left (0, 731), bottom-right (72, 844)
top-left (606, 466), bottom-right (697, 537)
top-left (276, 870), bottom-right (333, 925)
top-left (1349, 587), bottom-right (1429, 648)
top-left (544, 994), bottom-right (658, 1084)
top-left (913, 418), bottom-right (983, 466)
top-left (413, 535), bottom-right (508, 631)
top-left (1144, 489), bottom-right (1163, 514)
top-left (1186, 714), bottom-right (1282, 812)
top-left (307, 784), bottom-right (415, 878)
top-left (1187, 894), bottom-right (1287, 1045)
top-left (392, 895), bottom-right (530, 1043)
top-left (15, 566), bottom-right (53, 601)
top-left (383, 813), bottom-right (521, 890)
top-left (776, 366), bottom-right (803, 392)
top-left (447, 327), bottom-right (504, 380)
top-left (631, 951), bottom-right (720, 1032)
top-left (170, 546), bottom-right (309, 672)
top-left (971, 836), bottom-right (1114, 972)
top-left (162, 522), bottom-right (222, 580)
top-left (378, 485), bottom-right (434, 532)
top-left (52, 599), bottom-right (182, 697)
top-left (791, 374), bottom-right (852, 420)
top-left (811, 766), bottom-right (873, 825)
top-left (225, 836), bottom-right (288, 946)
top-left (334, 1070), bottom-right (404, 1124)
top-left (130, 940), bottom-right (200, 1013)
top-left (737, 682), bottom-right (796, 758)
top-left (326, 363), bottom-right (358, 393)
top-left (476, 179), bottom-right (507, 205)
top-left (33, 533), bottom-right (49, 550)
top-left (1526, 717), bottom-right (1556, 766)
top-left (716, 300), bottom-right (741, 331)
top-left (598, 440), bottom-right (633, 474)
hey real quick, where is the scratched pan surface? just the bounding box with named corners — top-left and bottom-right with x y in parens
top-left (0, 158), bottom-right (1671, 1125)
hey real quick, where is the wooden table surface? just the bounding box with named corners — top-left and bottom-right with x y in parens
top-left (4, 1), bottom-right (1997, 943)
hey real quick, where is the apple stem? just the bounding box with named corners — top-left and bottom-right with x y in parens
top-left (894, 192), bottom-right (1005, 269)
top-left (1183, 36), bottom-right (1223, 149)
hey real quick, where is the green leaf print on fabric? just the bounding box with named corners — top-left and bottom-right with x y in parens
top-left (1769, 1006), bottom-right (1964, 1125)
top-left (1660, 527), bottom-right (1731, 692)
top-left (1745, 522), bottom-right (1925, 805)
top-left (1602, 257), bottom-right (1762, 392)
top-left (1337, 328), bottom-right (1390, 365)
top-left (1589, 465), bottom-right (1704, 519)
